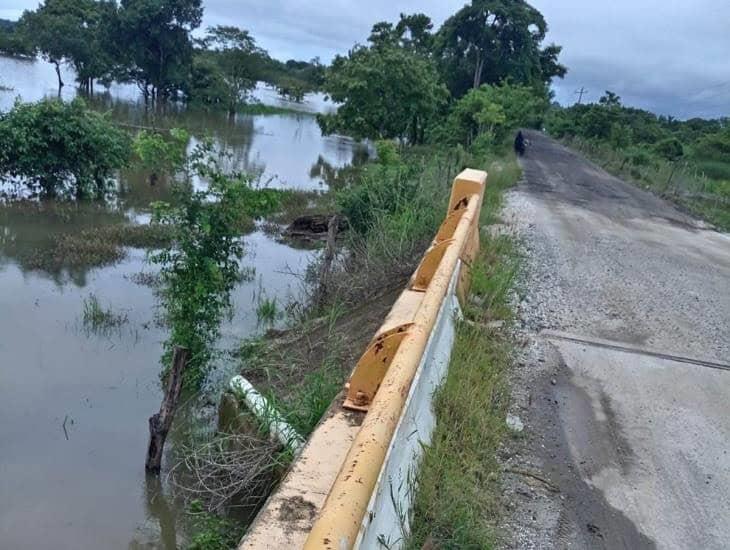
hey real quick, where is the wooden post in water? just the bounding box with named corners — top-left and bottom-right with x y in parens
top-left (145, 346), bottom-right (190, 474)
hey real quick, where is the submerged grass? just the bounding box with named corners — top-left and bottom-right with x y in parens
top-left (238, 103), bottom-right (316, 117)
top-left (25, 223), bottom-right (176, 272)
top-left (81, 293), bottom-right (129, 333)
top-left (407, 154), bottom-right (521, 549)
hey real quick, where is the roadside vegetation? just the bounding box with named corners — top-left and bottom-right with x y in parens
top-left (6, 0), bottom-right (728, 547)
top-left (407, 158), bottom-right (521, 549)
top-left (546, 95), bottom-right (730, 230)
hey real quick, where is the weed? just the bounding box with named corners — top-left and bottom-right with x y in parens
top-left (255, 295), bottom-right (280, 326)
top-left (278, 359), bottom-right (342, 436)
top-left (81, 293), bottom-right (128, 333)
top-left (186, 500), bottom-right (247, 550)
top-left (25, 223), bottom-right (176, 272)
top-left (238, 103), bottom-right (315, 117)
top-left (564, 136), bottom-right (730, 231)
top-left (407, 152), bottom-right (521, 549)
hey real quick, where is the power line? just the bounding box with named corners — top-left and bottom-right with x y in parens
top-left (575, 86), bottom-right (587, 105)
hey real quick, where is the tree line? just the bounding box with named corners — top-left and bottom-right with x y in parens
top-left (0, 0), bottom-right (323, 108)
top-left (316, 2), bottom-right (565, 146)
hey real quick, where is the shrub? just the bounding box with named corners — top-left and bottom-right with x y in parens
top-left (0, 98), bottom-right (131, 198)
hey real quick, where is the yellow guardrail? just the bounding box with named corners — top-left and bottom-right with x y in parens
top-left (303, 168), bottom-right (487, 549)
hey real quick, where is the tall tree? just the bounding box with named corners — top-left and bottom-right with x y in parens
top-left (198, 26), bottom-right (261, 115)
top-left (19, 0), bottom-right (116, 92)
top-left (435, 0), bottom-right (566, 98)
top-left (368, 13), bottom-right (434, 54)
top-left (318, 45), bottom-right (447, 143)
top-left (112, 0), bottom-right (203, 102)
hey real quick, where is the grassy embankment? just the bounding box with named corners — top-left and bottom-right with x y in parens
top-left (406, 154), bottom-right (521, 549)
top-left (562, 136), bottom-right (730, 231)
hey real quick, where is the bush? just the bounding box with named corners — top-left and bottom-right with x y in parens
top-left (443, 82), bottom-right (548, 147)
top-left (337, 162), bottom-right (420, 234)
top-left (0, 98), bottom-right (131, 198)
top-left (132, 127), bottom-right (189, 180)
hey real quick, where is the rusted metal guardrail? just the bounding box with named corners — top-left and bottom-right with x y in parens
top-left (241, 168), bottom-right (487, 550)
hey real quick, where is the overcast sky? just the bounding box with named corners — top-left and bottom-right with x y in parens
top-left (2, 0), bottom-right (728, 119)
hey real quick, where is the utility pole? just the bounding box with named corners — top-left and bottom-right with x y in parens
top-left (575, 87), bottom-right (587, 105)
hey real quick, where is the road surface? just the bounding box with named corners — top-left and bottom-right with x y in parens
top-left (501, 131), bottom-right (730, 549)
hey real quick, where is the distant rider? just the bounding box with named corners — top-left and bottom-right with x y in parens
top-left (514, 130), bottom-right (526, 157)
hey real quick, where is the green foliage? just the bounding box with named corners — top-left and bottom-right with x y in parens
top-left (18, 0), bottom-right (116, 89)
top-left (0, 17), bottom-right (34, 57)
top-left (186, 500), bottom-right (245, 550)
top-left (337, 161), bottom-right (422, 234)
top-left (692, 129), bottom-right (730, 162)
top-left (189, 26), bottom-right (260, 113)
top-left (318, 45), bottom-right (448, 143)
top-left (132, 127), bottom-right (190, 177)
top-left (435, 0), bottom-right (566, 98)
top-left (374, 140), bottom-right (400, 165)
top-left (368, 13), bottom-right (435, 54)
top-left (255, 295), bottom-right (280, 326)
top-left (653, 137), bottom-right (684, 163)
top-left (276, 79), bottom-right (305, 103)
top-left (151, 141), bottom-right (283, 387)
top-left (443, 82), bottom-right (549, 147)
top-left (110, 0), bottom-right (203, 100)
top-left (0, 98), bottom-right (131, 198)
top-left (277, 362), bottom-right (342, 436)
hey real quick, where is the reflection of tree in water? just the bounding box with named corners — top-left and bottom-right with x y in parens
top-left (127, 475), bottom-right (179, 550)
top-left (309, 146), bottom-right (371, 190)
top-left (0, 200), bottom-right (128, 286)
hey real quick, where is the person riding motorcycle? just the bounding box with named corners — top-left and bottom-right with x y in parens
top-left (514, 130), bottom-right (526, 156)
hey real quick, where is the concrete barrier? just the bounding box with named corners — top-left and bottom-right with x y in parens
top-left (240, 168), bottom-right (487, 550)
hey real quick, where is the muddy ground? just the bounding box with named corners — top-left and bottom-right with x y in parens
top-left (499, 131), bottom-right (730, 549)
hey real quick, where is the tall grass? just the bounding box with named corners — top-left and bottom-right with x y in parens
top-left (566, 136), bottom-right (730, 230)
top-left (407, 156), bottom-right (521, 549)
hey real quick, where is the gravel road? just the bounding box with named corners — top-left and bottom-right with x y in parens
top-left (499, 131), bottom-right (730, 549)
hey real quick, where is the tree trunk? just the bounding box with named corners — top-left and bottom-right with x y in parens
top-left (54, 61), bottom-right (64, 91)
top-left (473, 53), bottom-right (484, 89)
top-left (145, 346), bottom-right (190, 474)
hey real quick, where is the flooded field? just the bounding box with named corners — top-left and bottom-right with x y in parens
top-left (0, 55), bottom-right (364, 548)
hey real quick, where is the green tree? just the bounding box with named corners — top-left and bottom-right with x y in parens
top-left (111, 0), bottom-right (203, 102)
top-left (0, 98), bottom-right (131, 198)
top-left (132, 127), bottom-right (189, 184)
top-left (445, 82), bottom-right (549, 147)
top-left (318, 45), bottom-right (448, 143)
top-left (0, 18), bottom-right (34, 58)
top-left (194, 25), bottom-right (261, 114)
top-left (599, 90), bottom-right (622, 107)
top-left (368, 13), bottom-right (434, 54)
top-left (435, 0), bottom-right (566, 98)
top-left (19, 0), bottom-right (117, 91)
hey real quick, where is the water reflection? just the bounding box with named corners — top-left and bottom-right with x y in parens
top-left (0, 54), bottom-right (332, 549)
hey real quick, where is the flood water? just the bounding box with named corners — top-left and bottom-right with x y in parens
top-left (0, 56), bottom-right (364, 548)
